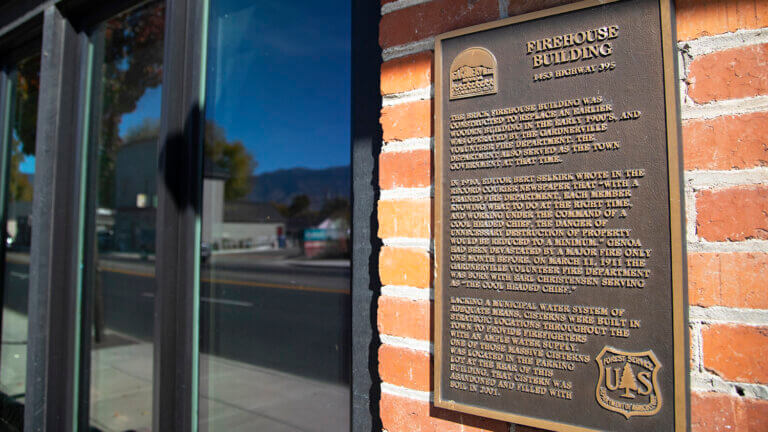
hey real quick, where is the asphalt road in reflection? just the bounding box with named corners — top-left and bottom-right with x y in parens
top-left (5, 252), bottom-right (351, 384)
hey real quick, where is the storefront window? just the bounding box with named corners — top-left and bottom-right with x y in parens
top-left (83, 2), bottom-right (164, 430)
top-left (0, 54), bottom-right (40, 431)
top-left (199, 0), bottom-right (351, 430)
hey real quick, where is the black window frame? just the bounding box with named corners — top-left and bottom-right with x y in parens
top-left (0, 20), bottom-right (43, 432)
top-left (0, 0), bottom-right (382, 430)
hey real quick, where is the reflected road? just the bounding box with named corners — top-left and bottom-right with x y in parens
top-left (5, 252), bottom-right (351, 384)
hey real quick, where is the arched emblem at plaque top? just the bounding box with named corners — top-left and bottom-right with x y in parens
top-left (449, 47), bottom-right (498, 100)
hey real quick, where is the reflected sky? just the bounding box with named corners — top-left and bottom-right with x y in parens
top-left (18, 157), bottom-right (34, 174)
top-left (119, 0), bottom-right (351, 174)
top-left (16, 130), bottom-right (35, 173)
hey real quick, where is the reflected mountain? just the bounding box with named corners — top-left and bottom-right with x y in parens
top-left (246, 165), bottom-right (350, 209)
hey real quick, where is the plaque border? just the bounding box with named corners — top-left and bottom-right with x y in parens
top-left (432, 1), bottom-right (689, 431)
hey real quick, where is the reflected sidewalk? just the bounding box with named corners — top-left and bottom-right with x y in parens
top-left (1, 309), bottom-right (348, 432)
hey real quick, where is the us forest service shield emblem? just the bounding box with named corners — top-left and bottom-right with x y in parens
top-left (595, 346), bottom-right (662, 419)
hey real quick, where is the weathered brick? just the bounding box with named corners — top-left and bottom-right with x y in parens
top-left (508, 0), bottom-right (579, 16)
top-left (379, 0), bottom-right (498, 49)
top-left (381, 100), bottom-right (432, 142)
top-left (380, 150), bottom-right (432, 190)
top-left (378, 199), bottom-right (431, 239)
top-left (381, 52), bottom-right (433, 95)
top-left (379, 344), bottom-right (431, 391)
top-left (378, 296), bottom-right (432, 340)
top-left (687, 43), bottom-right (768, 104)
top-left (676, 0), bottom-right (768, 41)
top-left (380, 393), bottom-right (508, 432)
top-left (742, 396), bottom-right (768, 432)
top-left (379, 246), bottom-right (431, 288)
top-left (692, 392), bottom-right (768, 432)
top-left (696, 186), bottom-right (768, 242)
top-left (702, 324), bottom-right (768, 384)
top-left (683, 112), bottom-right (768, 170)
top-left (692, 392), bottom-right (739, 432)
top-left (688, 252), bottom-right (768, 309)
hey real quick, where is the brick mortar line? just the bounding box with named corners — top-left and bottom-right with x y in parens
top-left (690, 322), bottom-right (703, 372)
top-left (684, 188), bottom-right (698, 244)
top-left (381, 285), bottom-right (434, 300)
top-left (380, 187), bottom-right (433, 200)
top-left (689, 306), bottom-right (768, 326)
top-left (498, 0), bottom-right (509, 19)
top-left (381, 382), bottom-right (433, 402)
top-left (683, 167), bottom-right (768, 191)
top-left (684, 167), bottom-right (768, 190)
top-left (382, 237), bottom-right (433, 251)
top-left (383, 38), bottom-right (435, 62)
top-left (679, 27), bottom-right (768, 58)
top-left (680, 95), bottom-right (768, 120)
top-left (677, 49), bottom-right (690, 106)
top-left (687, 240), bottom-right (768, 253)
top-left (381, 0), bottom-right (434, 16)
top-left (382, 86), bottom-right (433, 107)
top-left (691, 372), bottom-right (768, 400)
top-left (380, 334), bottom-right (433, 352)
top-left (381, 137), bottom-right (433, 154)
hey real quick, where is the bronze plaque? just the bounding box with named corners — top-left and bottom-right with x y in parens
top-left (433, 1), bottom-right (688, 431)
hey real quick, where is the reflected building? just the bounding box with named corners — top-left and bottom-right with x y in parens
top-left (113, 139), bottom-right (287, 254)
top-left (5, 200), bottom-right (32, 250)
top-left (113, 138), bottom-right (157, 253)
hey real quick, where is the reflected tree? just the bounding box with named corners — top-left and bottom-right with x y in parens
top-left (205, 122), bottom-right (255, 200)
top-left (8, 57), bottom-right (39, 202)
top-left (98, 3), bottom-right (165, 208)
top-left (8, 139), bottom-right (33, 202)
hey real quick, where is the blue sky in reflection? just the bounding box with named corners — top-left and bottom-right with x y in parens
top-left (118, 0), bottom-right (351, 174)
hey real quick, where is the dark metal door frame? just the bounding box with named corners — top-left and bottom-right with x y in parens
top-left (0, 0), bottom-right (382, 430)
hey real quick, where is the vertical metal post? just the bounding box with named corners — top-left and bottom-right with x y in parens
top-left (350, 0), bottom-right (383, 430)
top-left (25, 6), bottom-right (89, 432)
top-left (0, 69), bottom-right (12, 401)
top-left (153, 0), bottom-right (206, 430)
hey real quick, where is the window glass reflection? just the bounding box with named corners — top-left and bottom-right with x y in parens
top-left (0, 54), bottom-right (40, 431)
top-left (200, 1), bottom-right (351, 430)
top-left (84, 2), bottom-right (164, 431)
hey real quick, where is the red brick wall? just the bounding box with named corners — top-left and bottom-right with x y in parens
top-left (376, 1), bottom-right (768, 431)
